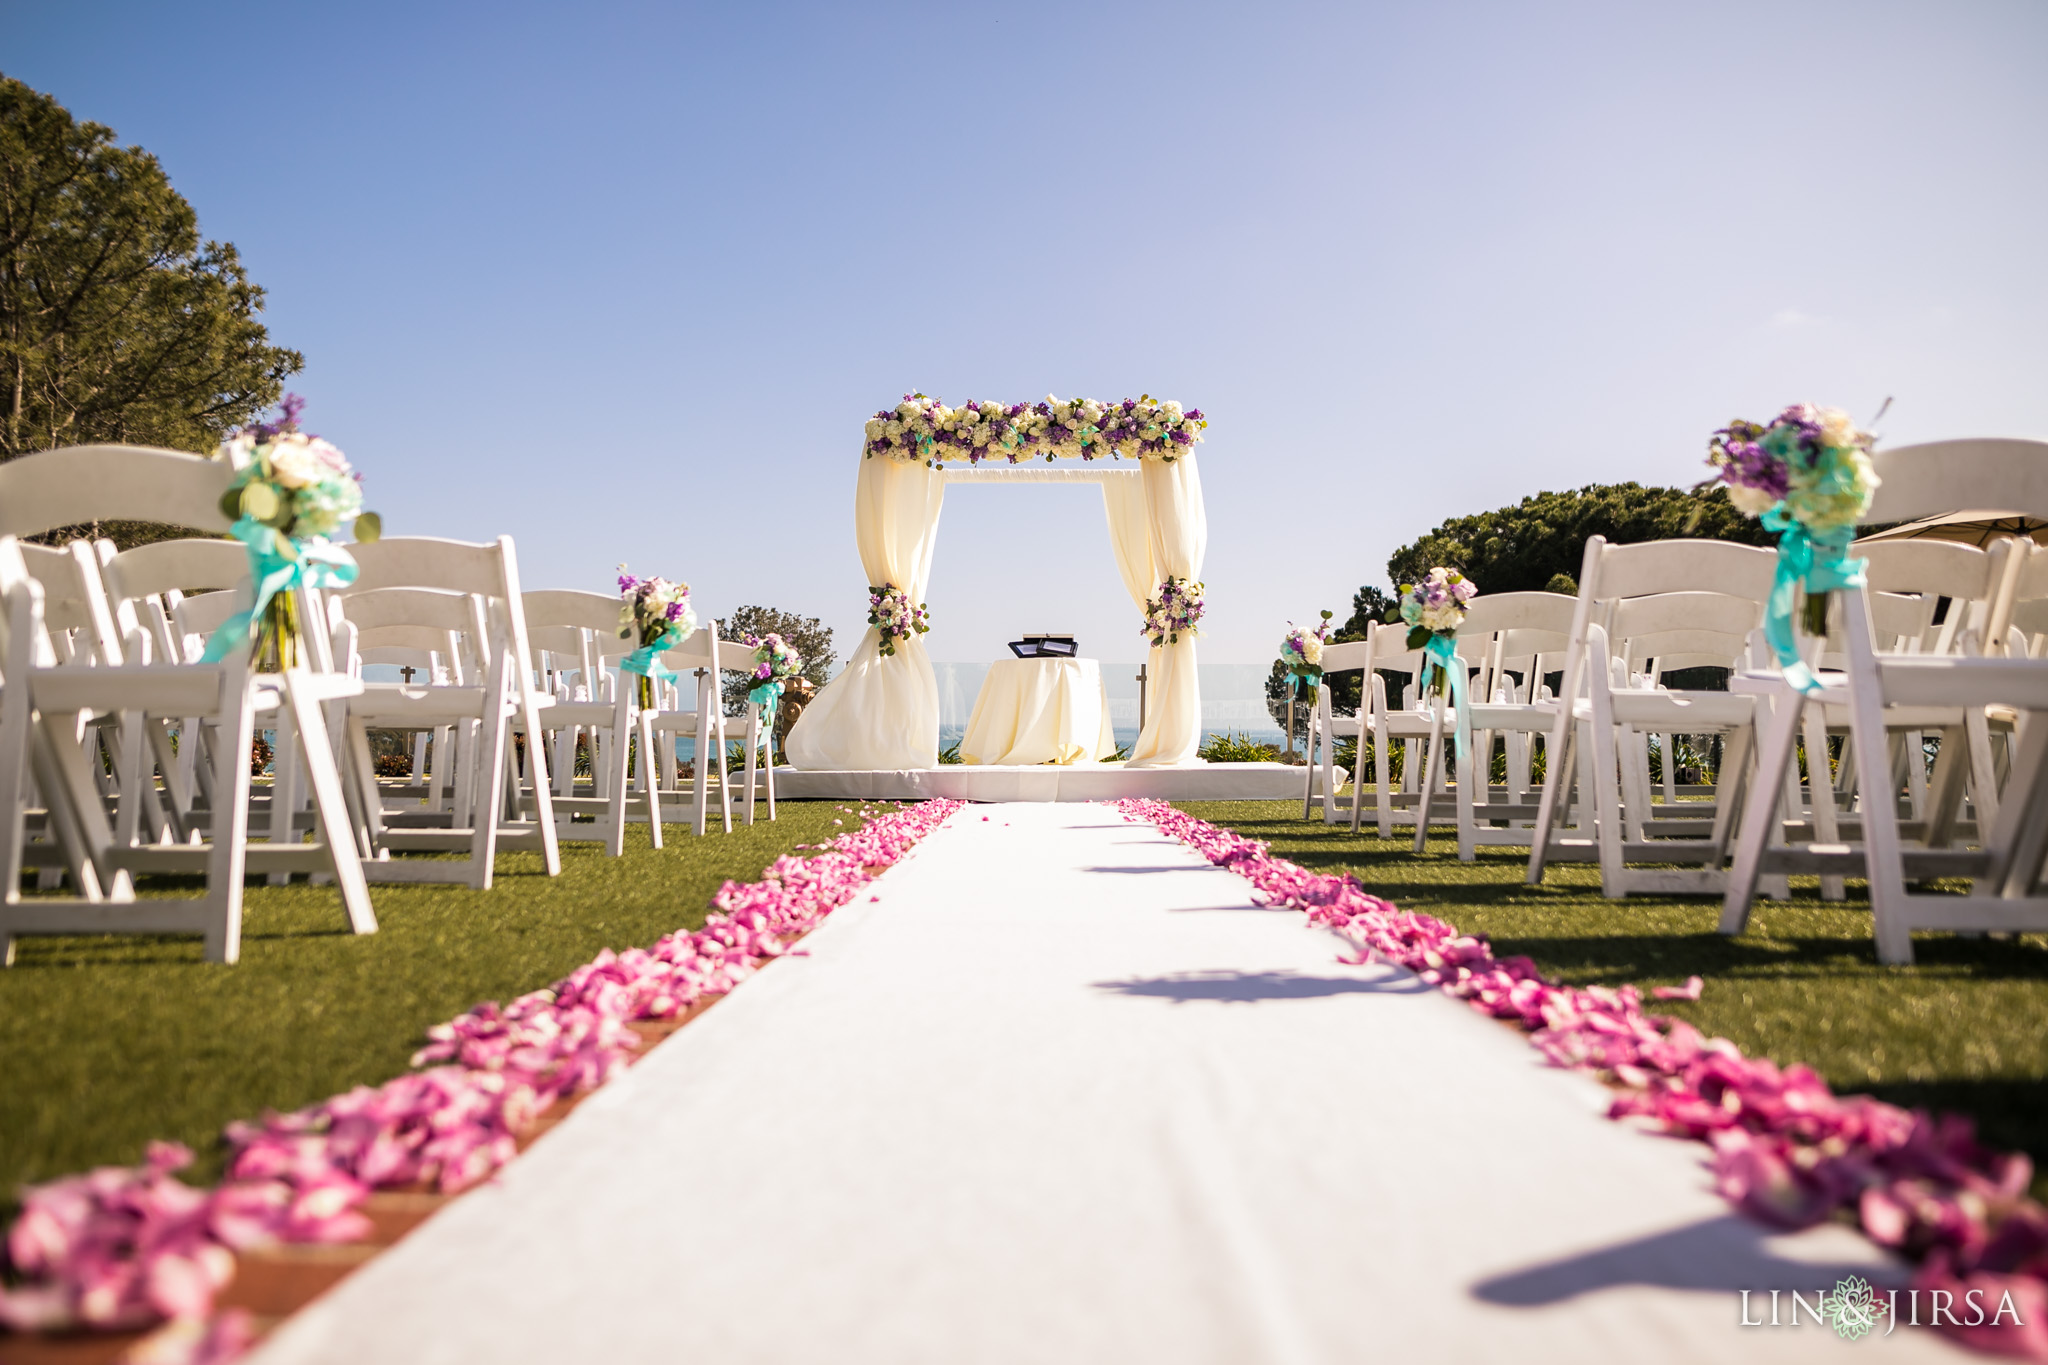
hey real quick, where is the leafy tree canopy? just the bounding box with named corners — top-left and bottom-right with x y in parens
top-left (1384, 482), bottom-right (1773, 598)
top-left (1, 75), bottom-right (301, 463)
top-left (717, 605), bottom-right (837, 714)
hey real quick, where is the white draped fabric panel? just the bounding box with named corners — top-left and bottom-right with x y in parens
top-left (787, 456), bottom-right (1207, 771)
top-left (1125, 454), bottom-right (1206, 767)
top-left (785, 457), bottom-right (946, 770)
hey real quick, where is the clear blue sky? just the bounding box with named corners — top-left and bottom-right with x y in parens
top-left (7, 0), bottom-right (2045, 666)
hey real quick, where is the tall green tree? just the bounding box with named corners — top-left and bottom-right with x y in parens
top-left (0, 75), bottom-right (301, 463)
top-left (1384, 482), bottom-right (1772, 597)
top-left (717, 605), bottom-right (837, 714)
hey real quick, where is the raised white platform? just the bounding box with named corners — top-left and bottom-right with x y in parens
top-left (772, 762), bottom-right (1298, 802)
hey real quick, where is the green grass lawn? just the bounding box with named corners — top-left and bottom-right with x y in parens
top-left (1178, 800), bottom-right (2048, 1198)
top-left (11, 796), bottom-right (2045, 1215)
top-left (0, 804), bottom-right (853, 1201)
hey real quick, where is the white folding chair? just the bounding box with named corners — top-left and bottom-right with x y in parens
top-left (1346, 623), bottom-right (1440, 839)
top-left (1525, 539), bottom-right (1778, 896)
top-left (1, 535), bottom-right (374, 965)
top-left (330, 537), bottom-right (561, 889)
top-left (1301, 640), bottom-right (1371, 824)
top-left (1719, 438), bottom-right (2048, 963)
top-left (1412, 592), bottom-right (1576, 861)
top-left (518, 590), bottom-right (650, 854)
top-left (641, 629), bottom-right (734, 838)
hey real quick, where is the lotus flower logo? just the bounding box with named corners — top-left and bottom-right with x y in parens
top-left (1824, 1275), bottom-right (1889, 1341)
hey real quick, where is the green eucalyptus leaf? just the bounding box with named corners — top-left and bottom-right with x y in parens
top-left (240, 482), bottom-right (279, 521)
top-left (352, 511), bottom-right (382, 543)
top-left (1406, 626), bottom-right (1433, 650)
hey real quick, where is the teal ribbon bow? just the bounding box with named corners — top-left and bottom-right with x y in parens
top-left (1422, 632), bottom-right (1472, 764)
top-left (1284, 668), bottom-right (1323, 700)
top-left (201, 519), bottom-right (358, 664)
top-left (1761, 505), bottom-right (1866, 695)
top-left (618, 632), bottom-right (684, 684)
top-left (748, 679), bottom-right (784, 737)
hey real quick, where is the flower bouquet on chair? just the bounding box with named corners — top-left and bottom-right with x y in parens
top-left (745, 633), bottom-right (804, 748)
top-left (616, 569), bottom-right (697, 709)
top-left (1399, 567), bottom-right (1475, 704)
top-left (1280, 612), bottom-right (1334, 698)
top-left (203, 395), bottom-right (381, 671)
top-left (868, 584), bottom-right (929, 657)
top-left (1701, 404), bottom-right (1880, 692)
top-left (1142, 577), bottom-right (1205, 647)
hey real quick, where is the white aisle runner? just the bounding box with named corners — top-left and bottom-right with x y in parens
top-left (253, 804), bottom-right (1951, 1364)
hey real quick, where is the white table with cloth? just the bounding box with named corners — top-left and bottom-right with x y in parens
top-left (959, 658), bottom-right (1117, 766)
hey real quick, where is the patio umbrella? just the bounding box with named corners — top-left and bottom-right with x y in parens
top-left (1856, 509), bottom-right (2048, 547)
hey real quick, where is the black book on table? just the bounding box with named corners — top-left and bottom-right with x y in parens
top-left (1008, 634), bottom-right (1078, 659)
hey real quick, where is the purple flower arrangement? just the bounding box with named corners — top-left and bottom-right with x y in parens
top-left (1705, 403), bottom-right (1879, 533)
top-left (1280, 611), bottom-right (1334, 695)
top-left (862, 393), bottom-right (1206, 466)
top-left (1142, 576), bottom-right (1205, 647)
top-left (867, 584), bottom-right (930, 657)
top-left (616, 567), bottom-right (696, 653)
top-left (748, 634), bottom-right (802, 687)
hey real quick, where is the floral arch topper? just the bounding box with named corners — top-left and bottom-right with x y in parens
top-left (790, 391), bottom-right (1209, 773)
top-left (864, 393), bottom-right (1206, 467)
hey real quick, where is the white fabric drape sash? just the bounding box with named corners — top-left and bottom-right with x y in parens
top-left (785, 458), bottom-right (945, 770)
top-left (1124, 453), bottom-right (1206, 767)
top-left (787, 452), bottom-right (1206, 771)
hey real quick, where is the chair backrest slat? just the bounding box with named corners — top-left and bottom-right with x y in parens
top-left (0, 445), bottom-right (235, 539)
top-left (1584, 538), bottom-right (1779, 605)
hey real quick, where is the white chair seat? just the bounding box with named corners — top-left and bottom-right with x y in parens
top-left (31, 664), bottom-right (232, 716)
top-left (1601, 690), bottom-right (1756, 729)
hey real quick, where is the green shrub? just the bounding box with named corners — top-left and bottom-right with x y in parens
top-left (1199, 731), bottom-right (1281, 763)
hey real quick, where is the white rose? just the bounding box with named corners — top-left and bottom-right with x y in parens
top-left (1728, 484), bottom-right (1780, 517)
top-left (897, 400), bottom-right (923, 420)
top-left (1421, 603), bottom-right (1463, 632)
top-left (1302, 637), bottom-right (1324, 666)
top-left (864, 419), bottom-right (885, 441)
top-left (266, 434), bottom-right (325, 489)
top-left (1159, 400), bottom-right (1183, 421)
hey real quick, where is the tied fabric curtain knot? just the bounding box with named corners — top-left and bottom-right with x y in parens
top-left (200, 518), bottom-right (359, 664)
top-left (1761, 505), bottom-right (1866, 695)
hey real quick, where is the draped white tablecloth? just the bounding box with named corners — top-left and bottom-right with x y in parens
top-left (959, 658), bottom-right (1116, 766)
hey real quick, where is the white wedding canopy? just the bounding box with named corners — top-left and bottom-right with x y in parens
top-left (787, 455), bottom-right (1207, 770)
